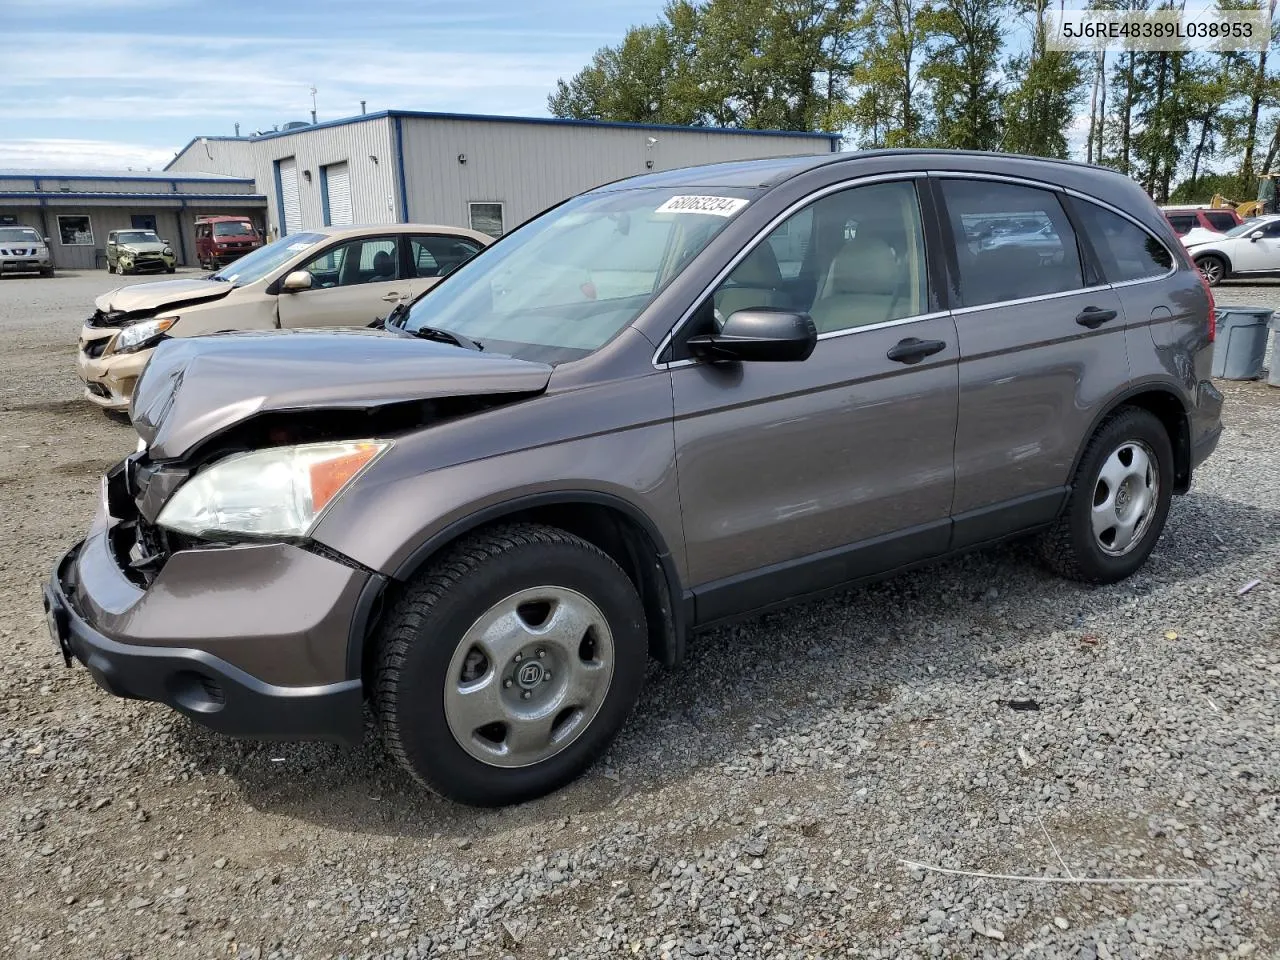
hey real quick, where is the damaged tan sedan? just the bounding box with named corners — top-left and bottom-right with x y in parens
top-left (78, 223), bottom-right (490, 411)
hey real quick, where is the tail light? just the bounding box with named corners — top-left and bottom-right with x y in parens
top-left (1196, 267), bottom-right (1216, 342)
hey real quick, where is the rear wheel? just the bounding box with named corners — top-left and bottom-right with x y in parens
top-left (373, 523), bottom-right (648, 806)
top-left (1037, 407), bottom-right (1173, 583)
top-left (1196, 254), bottom-right (1226, 286)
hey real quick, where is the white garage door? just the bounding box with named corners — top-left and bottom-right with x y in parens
top-left (325, 162), bottom-right (353, 227)
top-left (277, 157), bottom-right (302, 236)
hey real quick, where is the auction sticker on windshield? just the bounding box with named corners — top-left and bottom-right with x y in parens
top-left (656, 196), bottom-right (749, 217)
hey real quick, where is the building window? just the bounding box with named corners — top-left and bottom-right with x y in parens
top-left (469, 202), bottom-right (504, 238)
top-left (57, 215), bottom-right (94, 246)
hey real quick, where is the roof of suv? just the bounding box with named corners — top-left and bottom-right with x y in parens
top-left (592, 149), bottom-right (1133, 191)
top-left (298, 223), bottom-right (493, 244)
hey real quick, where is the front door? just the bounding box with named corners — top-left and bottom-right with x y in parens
top-left (935, 177), bottom-right (1131, 547)
top-left (668, 177), bottom-right (959, 623)
top-left (131, 214), bottom-right (157, 232)
top-left (277, 235), bottom-right (414, 328)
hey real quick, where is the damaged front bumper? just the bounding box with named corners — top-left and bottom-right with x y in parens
top-left (77, 325), bottom-right (153, 411)
top-left (44, 468), bottom-right (375, 745)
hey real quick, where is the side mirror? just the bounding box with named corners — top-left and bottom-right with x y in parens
top-left (1250, 231), bottom-right (1264, 241)
top-left (686, 309), bottom-right (817, 363)
top-left (282, 270), bottom-right (313, 292)
top-left (43, 236), bottom-right (51, 244)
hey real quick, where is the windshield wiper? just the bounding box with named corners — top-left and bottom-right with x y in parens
top-left (409, 325), bottom-right (484, 351)
top-left (207, 273), bottom-right (230, 282)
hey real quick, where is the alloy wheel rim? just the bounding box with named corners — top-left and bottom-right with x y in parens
top-left (1091, 440), bottom-right (1159, 557)
top-left (443, 586), bottom-right (614, 769)
top-left (1199, 260), bottom-right (1221, 283)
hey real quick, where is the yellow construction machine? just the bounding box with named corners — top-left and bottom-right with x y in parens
top-left (1211, 173), bottom-right (1280, 218)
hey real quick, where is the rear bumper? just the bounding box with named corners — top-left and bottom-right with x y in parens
top-left (44, 512), bottom-right (370, 744)
top-left (1191, 379), bottom-right (1224, 470)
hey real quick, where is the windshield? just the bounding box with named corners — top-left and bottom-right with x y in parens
top-left (1224, 219), bottom-right (1273, 238)
top-left (403, 187), bottom-right (755, 363)
top-left (211, 232), bottom-right (325, 286)
top-left (213, 221), bottom-right (255, 237)
top-left (117, 230), bottom-right (160, 244)
top-left (0, 227), bottom-right (41, 244)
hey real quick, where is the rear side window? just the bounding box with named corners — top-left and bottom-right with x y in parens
top-left (1166, 214), bottom-right (1196, 235)
top-left (1203, 211), bottom-right (1238, 232)
top-left (1073, 202), bottom-right (1173, 283)
top-left (941, 179), bottom-right (1084, 307)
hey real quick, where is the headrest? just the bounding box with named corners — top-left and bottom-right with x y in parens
top-left (827, 238), bottom-right (900, 296)
top-left (732, 243), bottom-right (783, 287)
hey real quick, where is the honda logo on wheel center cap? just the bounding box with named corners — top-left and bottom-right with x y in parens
top-left (516, 662), bottom-right (544, 689)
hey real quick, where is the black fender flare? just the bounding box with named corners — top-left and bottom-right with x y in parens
top-left (346, 490), bottom-right (688, 680)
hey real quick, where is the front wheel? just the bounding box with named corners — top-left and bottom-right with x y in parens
top-left (373, 523), bottom-right (648, 806)
top-left (1196, 255), bottom-right (1226, 286)
top-left (1037, 407), bottom-right (1174, 584)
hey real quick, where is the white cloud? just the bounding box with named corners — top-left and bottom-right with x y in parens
top-left (0, 139), bottom-right (178, 171)
top-left (0, 32), bottom-right (581, 124)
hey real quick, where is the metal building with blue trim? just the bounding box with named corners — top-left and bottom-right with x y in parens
top-left (165, 108), bottom-right (840, 241)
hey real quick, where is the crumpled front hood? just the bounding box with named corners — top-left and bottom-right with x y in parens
top-left (94, 278), bottom-right (232, 317)
top-left (131, 328), bottom-right (554, 460)
top-left (117, 241), bottom-right (170, 255)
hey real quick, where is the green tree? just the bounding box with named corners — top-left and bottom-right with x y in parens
top-left (1002, 0), bottom-right (1083, 158)
top-left (851, 0), bottom-right (933, 147)
top-left (547, 0), bottom-right (860, 131)
top-left (919, 0), bottom-right (1006, 150)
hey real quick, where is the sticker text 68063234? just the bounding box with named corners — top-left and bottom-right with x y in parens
top-left (655, 196), bottom-right (750, 217)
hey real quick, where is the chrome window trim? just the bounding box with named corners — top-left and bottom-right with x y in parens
top-left (949, 284), bottom-right (1113, 316)
top-left (816, 310), bottom-right (951, 340)
top-left (650, 171), bottom-right (928, 369)
top-left (928, 171), bottom-right (1179, 296)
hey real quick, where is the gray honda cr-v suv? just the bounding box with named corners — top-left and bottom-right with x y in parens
top-left (45, 151), bottom-right (1223, 806)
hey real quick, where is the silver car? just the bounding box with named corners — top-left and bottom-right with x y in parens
top-left (0, 225), bottom-right (54, 276)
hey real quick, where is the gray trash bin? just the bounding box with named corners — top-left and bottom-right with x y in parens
top-left (1212, 307), bottom-right (1272, 380)
top-left (1269, 315), bottom-right (1280, 387)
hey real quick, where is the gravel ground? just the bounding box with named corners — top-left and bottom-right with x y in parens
top-left (2, 269), bottom-right (1278, 960)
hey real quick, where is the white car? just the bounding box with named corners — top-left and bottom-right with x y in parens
top-left (1184, 214), bottom-right (1280, 286)
top-left (1179, 226), bottom-right (1224, 247)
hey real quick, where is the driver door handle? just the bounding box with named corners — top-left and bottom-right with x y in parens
top-left (1075, 306), bottom-right (1117, 329)
top-left (886, 337), bottom-right (947, 364)
top-left (381, 292), bottom-right (406, 303)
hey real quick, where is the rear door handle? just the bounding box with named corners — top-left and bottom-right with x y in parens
top-left (1075, 306), bottom-right (1117, 329)
top-left (886, 337), bottom-right (947, 364)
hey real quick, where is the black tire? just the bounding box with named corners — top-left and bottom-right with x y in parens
top-left (166, 266), bottom-right (176, 274)
top-left (40, 268), bottom-right (54, 277)
top-left (1036, 407), bottom-right (1174, 584)
top-left (1196, 254), bottom-right (1226, 286)
top-left (373, 523), bottom-right (648, 806)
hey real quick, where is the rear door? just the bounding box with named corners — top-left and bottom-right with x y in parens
top-left (277, 235), bottom-right (411, 328)
top-left (936, 176), bottom-right (1130, 548)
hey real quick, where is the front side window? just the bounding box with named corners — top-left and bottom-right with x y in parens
top-left (708, 179), bottom-right (929, 335)
top-left (403, 186), bottom-right (756, 363)
top-left (942, 180), bottom-right (1084, 307)
top-left (57, 215), bottom-right (93, 246)
top-left (412, 235), bottom-right (483, 278)
top-left (301, 237), bottom-right (399, 287)
top-left (469, 202), bottom-right (505, 238)
top-left (1073, 202), bottom-right (1173, 283)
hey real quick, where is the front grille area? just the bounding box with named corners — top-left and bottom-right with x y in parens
top-left (86, 381), bottom-right (111, 398)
